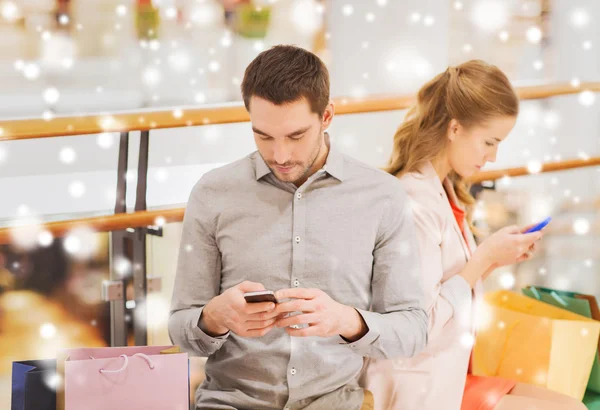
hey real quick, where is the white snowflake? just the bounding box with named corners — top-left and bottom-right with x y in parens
top-left (526, 26), bottom-right (542, 43)
top-left (40, 323), bottom-right (57, 339)
top-left (573, 218), bottom-right (590, 235)
top-left (116, 4), bottom-right (127, 17)
top-left (526, 160), bottom-right (542, 174)
top-left (579, 90), bottom-right (595, 106)
top-left (114, 256), bottom-right (132, 277)
top-left (38, 230), bottom-right (54, 247)
top-left (570, 8), bottom-right (590, 28)
top-left (208, 61), bottom-right (221, 72)
top-left (155, 168), bottom-right (169, 182)
top-left (10, 216), bottom-right (43, 250)
top-left (195, 92), bottom-right (206, 104)
top-left (43, 87), bottom-right (60, 105)
top-left (342, 4), bottom-right (354, 16)
top-left (68, 181), bottom-right (86, 197)
top-left (23, 63), bottom-right (40, 80)
top-left (97, 132), bottom-right (115, 149)
top-left (64, 227), bottom-right (99, 260)
top-left (60, 147), bottom-right (76, 164)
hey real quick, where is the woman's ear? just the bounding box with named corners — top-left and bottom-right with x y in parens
top-left (448, 119), bottom-right (460, 142)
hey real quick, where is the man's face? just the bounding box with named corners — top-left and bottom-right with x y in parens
top-left (249, 96), bottom-right (333, 185)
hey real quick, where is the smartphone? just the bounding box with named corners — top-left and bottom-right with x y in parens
top-left (523, 217), bottom-right (552, 233)
top-left (243, 290), bottom-right (278, 304)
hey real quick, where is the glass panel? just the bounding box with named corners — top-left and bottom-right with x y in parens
top-left (0, 133), bottom-right (122, 226)
top-left (475, 165), bottom-right (600, 298)
top-left (482, 95), bottom-right (600, 170)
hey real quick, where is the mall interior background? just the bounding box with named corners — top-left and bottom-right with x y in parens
top-left (0, 0), bottom-right (599, 407)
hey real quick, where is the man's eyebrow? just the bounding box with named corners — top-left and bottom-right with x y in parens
top-left (251, 126), bottom-right (311, 138)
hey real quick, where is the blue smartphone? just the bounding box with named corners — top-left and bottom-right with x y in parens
top-left (523, 217), bottom-right (552, 233)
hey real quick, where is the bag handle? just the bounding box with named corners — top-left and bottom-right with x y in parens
top-left (528, 286), bottom-right (541, 300)
top-left (98, 353), bottom-right (155, 374)
top-left (550, 291), bottom-right (569, 307)
top-left (528, 286), bottom-right (569, 307)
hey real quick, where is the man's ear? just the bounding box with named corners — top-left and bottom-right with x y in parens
top-left (322, 101), bottom-right (335, 130)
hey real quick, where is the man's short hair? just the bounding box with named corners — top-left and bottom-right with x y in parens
top-left (241, 45), bottom-right (330, 117)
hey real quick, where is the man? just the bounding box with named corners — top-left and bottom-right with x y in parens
top-left (169, 45), bottom-right (427, 410)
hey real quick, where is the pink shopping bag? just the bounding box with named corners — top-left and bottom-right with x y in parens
top-left (56, 345), bottom-right (188, 410)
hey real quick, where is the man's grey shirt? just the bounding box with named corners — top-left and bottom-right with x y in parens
top-left (169, 144), bottom-right (427, 410)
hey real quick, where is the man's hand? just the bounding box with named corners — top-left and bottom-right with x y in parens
top-left (274, 288), bottom-right (368, 342)
top-left (200, 281), bottom-right (279, 338)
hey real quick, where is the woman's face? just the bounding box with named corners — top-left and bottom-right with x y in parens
top-left (447, 116), bottom-right (517, 178)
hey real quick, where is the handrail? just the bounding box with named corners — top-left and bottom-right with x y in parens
top-left (0, 209), bottom-right (185, 245)
top-left (0, 82), bottom-right (598, 141)
top-left (1, 155), bottom-right (598, 244)
top-left (470, 157), bottom-right (600, 183)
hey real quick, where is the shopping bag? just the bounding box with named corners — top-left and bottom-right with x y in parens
top-left (11, 359), bottom-right (57, 410)
top-left (472, 290), bottom-right (600, 400)
top-left (56, 345), bottom-right (188, 410)
top-left (584, 390), bottom-right (600, 410)
top-left (523, 286), bottom-right (600, 393)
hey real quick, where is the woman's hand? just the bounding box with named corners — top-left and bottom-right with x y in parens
top-left (460, 225), bottom-right (542, 287)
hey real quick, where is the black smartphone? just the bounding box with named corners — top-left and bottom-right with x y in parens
top-left (243, 290), bottom-right (278, 304)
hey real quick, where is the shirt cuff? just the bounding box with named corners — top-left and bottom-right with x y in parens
top-left (337, 308), bottom-right (380, 356)
top-left (186, 307), bottom-right (230, 354)
top-left (440, 275), bottom-right (472, 323)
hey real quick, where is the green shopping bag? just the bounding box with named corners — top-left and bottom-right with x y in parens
top-left (523, 286), bottom-right (600, 394)
top-left (584, 390), bottom-right (600, 410)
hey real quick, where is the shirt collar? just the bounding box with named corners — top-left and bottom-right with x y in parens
top-left (418, 161), bottom-right (464, 210)
top-left (323, 135), bottom-right (344, 181)
top-left (254, 132), bottom-right (344, 182)
top-left (254, 153), bottom-right (271, 180)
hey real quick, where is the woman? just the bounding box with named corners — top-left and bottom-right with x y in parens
top-left (360, 60), bottom-right (586, 410)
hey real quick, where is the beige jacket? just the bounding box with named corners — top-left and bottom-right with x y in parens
top-left (360, 162), bottom-right (484, 410)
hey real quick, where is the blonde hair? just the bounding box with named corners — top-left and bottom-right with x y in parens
top-left (386, 59), bottom-right (519, 220)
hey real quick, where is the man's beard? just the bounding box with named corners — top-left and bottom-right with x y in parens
top-left (267, 126), bottom-right (323, 184)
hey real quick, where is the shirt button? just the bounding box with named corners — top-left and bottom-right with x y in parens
top-left (296, 192), bottom-right (302, 199)
top-left (290, 368), bottom-right (296, 375)
top-left (294, 236), bottom-right (301, 243)
top-left (294, 280), bottom-right (299, 287)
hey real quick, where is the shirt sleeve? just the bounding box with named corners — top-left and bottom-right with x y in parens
top-left (168, 181), bottom-right (230, 357)
top-left (340, 184), bottom-right (428, 359)
top-left (409, 199), bottom-right (472, 344)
